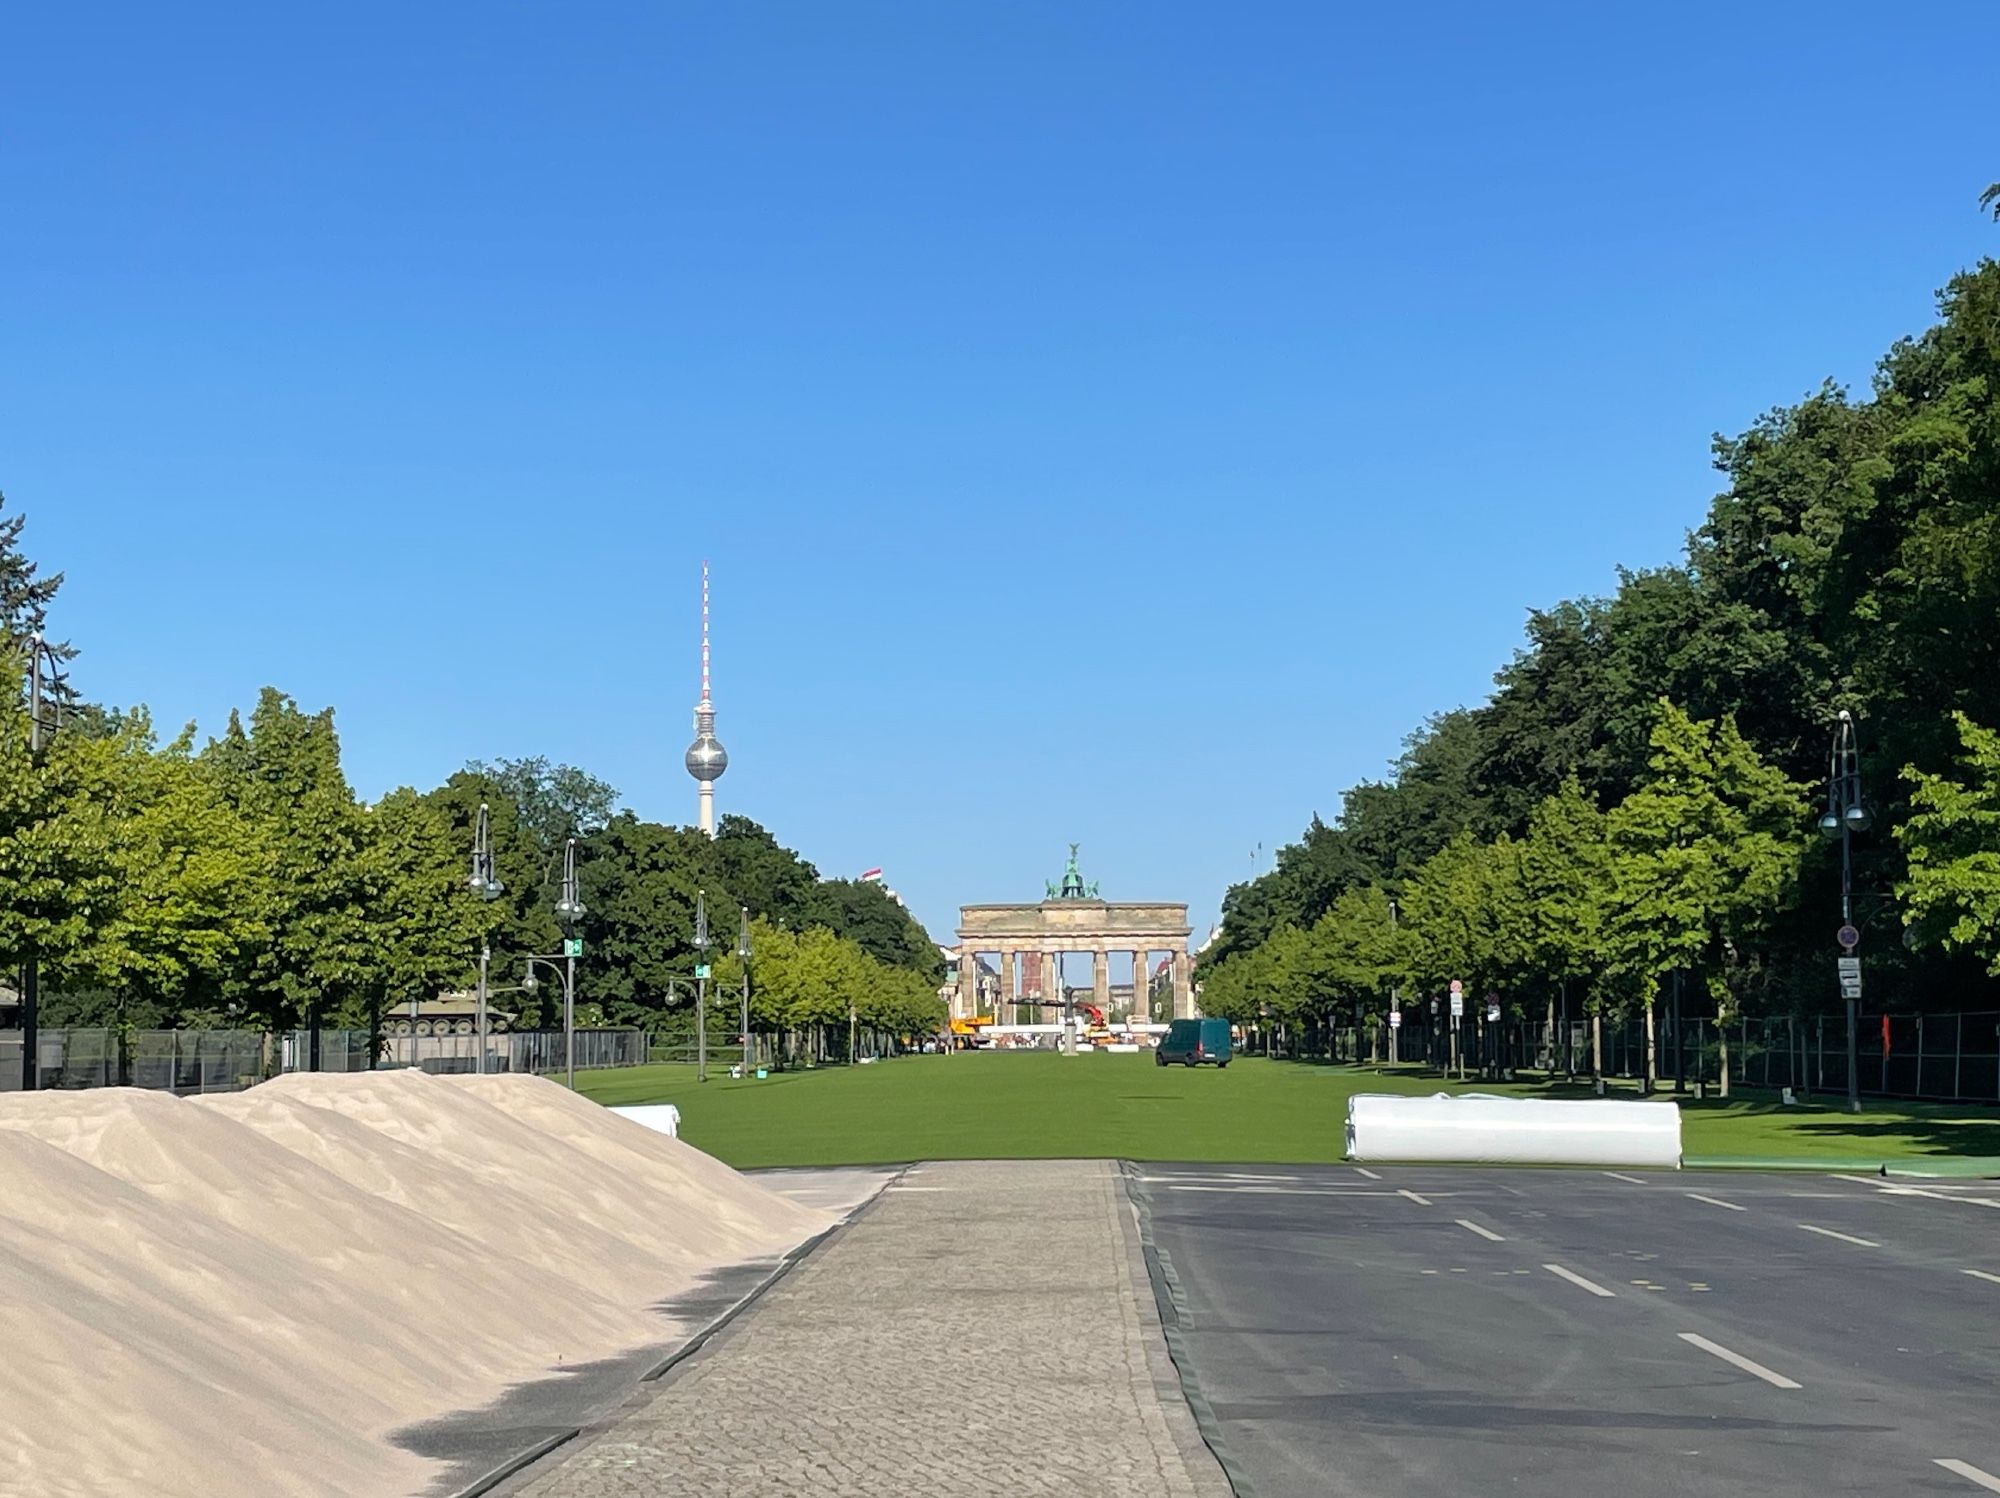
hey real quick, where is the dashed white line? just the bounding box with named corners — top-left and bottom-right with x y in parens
top-left (1962, 1269), bottom-right (2000, 1286)
top-left (1456, 1219), bottom-right (1505, 1242)
top-left (1935, 1459), bottom-right (2000, 1493)
top-left (1543, 1263), bottom-right (1617, 1298)
top-left (1678, 1332), bottom-right (1801, 1389)
top-left (1686, 1192), bottom-right (1746, 1212)
top-left (1353, 1166), bottom-right (1383, 1180)
top-left (1603, 1172), bottom-right (1648, 1185)
top-left (1398, 1188), bottom-right (1433, 1206)
top-left (1798, 1223), bottom-right (1879, 1247)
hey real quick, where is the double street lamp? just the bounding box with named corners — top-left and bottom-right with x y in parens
top-left (738, 906), bottom-right (753, 1078)
top-left (19, 630), bottom-right (66, 1091)
top-left (523, 837), bottom-right (585, 1088)
top-left (693, 890), bottom-right (711, 1083)
top-left (1820, 709), bottom-right (1871, 1114)
top-left (468, 803), bottom-right (505, 1074)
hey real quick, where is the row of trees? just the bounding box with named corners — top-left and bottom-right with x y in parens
top-left (1, 506), bottom-right (943, 1043)
top-left (1203, 200), bottom-right (2000, 1057)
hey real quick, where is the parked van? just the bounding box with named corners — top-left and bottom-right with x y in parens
top-left (1156, 1017), bottom-right (1232, 1068)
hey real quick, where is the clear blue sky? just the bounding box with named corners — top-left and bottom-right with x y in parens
top-left (6, 2), bottom-right (1997, 946)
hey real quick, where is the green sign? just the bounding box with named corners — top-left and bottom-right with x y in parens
top-left (694, 963), bottom-right (712, 979)
top-left (563, 938), bottom-right (583, 958)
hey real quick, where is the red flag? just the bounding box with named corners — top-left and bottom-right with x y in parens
top-left (1881, 1014), bottom-right (1892, 1059)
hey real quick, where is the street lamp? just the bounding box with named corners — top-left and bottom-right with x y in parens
top-left (693, 889), bottom-right (712, 1083)
top-left (519, 957), bottom-right (576, 1088)
top-left (737, 906), bottom-right (753, 1079)
top-left (19, 630), bottom-right (66, 1091)
top-left (543, 837), bottom-right (585, 1088)
top-left (1821, 709), bottom-right (1869, 1114)
top-left (469, 802), bottom-right (505, 1075)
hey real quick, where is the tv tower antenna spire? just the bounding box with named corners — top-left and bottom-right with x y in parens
top-left (684, 561), bottom-right (728, 835)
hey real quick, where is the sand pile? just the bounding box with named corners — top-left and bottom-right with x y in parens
top-left (0, 1071), bottom-right (830, 1498)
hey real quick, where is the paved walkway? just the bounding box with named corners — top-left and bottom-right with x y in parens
top-left (507, 1160), bottom-right (1231, 1497)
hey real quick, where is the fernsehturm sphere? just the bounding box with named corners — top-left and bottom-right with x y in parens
top-left (684, 561), bottom-right (727, 835)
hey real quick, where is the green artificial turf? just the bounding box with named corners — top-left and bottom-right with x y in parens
top-left (572, 1051), bottom-right (2000, 1170)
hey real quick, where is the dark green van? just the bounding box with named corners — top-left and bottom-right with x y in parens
top-left (1156, 1017), bottom-right (1232, 1067)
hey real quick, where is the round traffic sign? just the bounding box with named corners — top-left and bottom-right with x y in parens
top-left (1837, 924), bottom-right (1861, 951)
top-left (1449, 978), bottom-right (1463, 994)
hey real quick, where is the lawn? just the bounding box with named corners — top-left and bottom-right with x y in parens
top-left (574, 1051), bottom-right (2000, 1170)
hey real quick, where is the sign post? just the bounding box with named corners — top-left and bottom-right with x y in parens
top-left (1449, 980), bottom-right (1464, 1079)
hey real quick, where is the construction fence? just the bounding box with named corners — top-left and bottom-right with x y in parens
top-left (0, 1026), bottom-right (650, 1095)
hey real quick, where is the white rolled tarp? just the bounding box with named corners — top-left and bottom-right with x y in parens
top-left (1346, 1092), bottom-right (1682, 1168)
top-left (610, 1103), bottom-right (683, 1138)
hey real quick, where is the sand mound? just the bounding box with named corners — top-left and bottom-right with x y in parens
top-left (0, 1072), bottom-right (831, 1498)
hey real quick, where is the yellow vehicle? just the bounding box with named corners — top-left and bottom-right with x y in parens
top-left (947, 1015), bottom-right (994, 1048)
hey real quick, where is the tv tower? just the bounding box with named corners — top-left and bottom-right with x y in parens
top-left (684, 561), bottom-right (728, 835)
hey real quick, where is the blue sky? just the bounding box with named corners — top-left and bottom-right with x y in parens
top-left (5, 2), bottom-right (1997, 944)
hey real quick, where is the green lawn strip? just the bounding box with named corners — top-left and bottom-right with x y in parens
top-left (572, 1053), bottom-right (2000, 1170)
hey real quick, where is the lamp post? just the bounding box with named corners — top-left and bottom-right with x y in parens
top-left (693, 889), bottom-right (711, 1083)
top-left (737, 906), bottom-right (753, 1078)
top-left (519, 957), bottom-right (576, 1087)
top-left (19, 631), bottom-right (65, 1091)
top-left (552, 837), bottom-right (585, 1088)
top-left (1820, 709), bottom-right (1870, 1114)
top-left (468, 802), bottom-right (505, 1074)
top-left (1387, 899), bottom-right (1401, 1065)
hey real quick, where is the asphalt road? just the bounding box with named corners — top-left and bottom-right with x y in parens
top-left (1131, 1163), bottom-right (2000, 1498)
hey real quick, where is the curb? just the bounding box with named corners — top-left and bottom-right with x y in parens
top-left (1683, 1155), bottom-right (2000, 1177)
top-left (1119, 1162), bottom-right (1262, 1498)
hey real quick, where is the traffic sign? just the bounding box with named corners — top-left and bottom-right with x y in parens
top-left (1837, 924), bottom-right (1861, 951)
top-left (694, 963), bottom-right (711, 980)
top-left (1449, 979), bottom-right (1463, 994)
top-left (1450, 993), bottom-right (1464, 1019)
top-left (1389, 1010), bottom-right (1402, 1028)
top-left (1486, 1001), bottom-right (1501, 1023)
top-left (562, 937), bottom-right (583, 958)
top-left (1837, 957), bottom-right (1861, 976)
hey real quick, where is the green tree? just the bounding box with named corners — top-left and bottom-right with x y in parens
top-left (1899, 712), bottom-right (2000, 973)
top-left (1605, 702), bottom-right (1806, 1093)
top-left (200, 690), bottom-right (372, 1032)
top-left (78, 714), bottom-right (275, 1025)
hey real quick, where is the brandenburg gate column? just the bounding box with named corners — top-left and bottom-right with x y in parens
top-left (998, 948), bottom-right (1016, 1027)
top-left (955, 948), bottom-right (976, 1020)
top-left (1172, 950), bottom-right (1193, 1019)
top-left (1092, 947), bottom-right (1111, 1013)
top-left (1131, 950), bottom-right (1150, 1024)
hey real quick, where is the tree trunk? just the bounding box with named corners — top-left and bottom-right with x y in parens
top-left (1543, 995), bottom-right (1556, 1072)
top-left (1644, 997), bottom-right (1658, 1093)
top-left (1591, 1012), bottom-right (1603, 1085)
top-left (1718, 1018), bottom-right (1732, 1099)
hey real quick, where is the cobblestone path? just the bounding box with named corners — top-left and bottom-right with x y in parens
top-left (508, 1159), bottom-right (1230, 1497)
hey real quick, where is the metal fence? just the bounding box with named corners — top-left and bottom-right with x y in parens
top-left (0, 1026), bottom-right (649, 1094)
top-left (1291, 1009), bottom-right (2000, 1104)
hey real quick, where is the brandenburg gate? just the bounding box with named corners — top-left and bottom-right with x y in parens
top-left (954, 846), bottom-right (1195, 1024)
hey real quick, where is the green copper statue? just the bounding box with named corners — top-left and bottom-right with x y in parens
top-left (1046, 843), bottom-right (1101, 901)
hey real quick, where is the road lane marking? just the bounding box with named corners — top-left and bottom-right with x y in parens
top-left (1686, 1192), bottom-right (1746, 1211)
top-left (1160, 1185), bottom-right (1397, 1196)
top-left (1935, 1459), bottom-right (2000, 1492)
top-left (1603, 1172), bottom-right (1648, 1184)
top-left (1833, 1174), bottom-right (2000, 1210)
top-left (1456, 1219), bottom-right (1504, 1241)
top-left (1799, 1223), bottom-right (1879, 1247)
top-left (1398, 1189), bottom-right (1433, 1206)
top-left (1543, 1263), bottom-right (1616, 1297)
top-left (1678, 1332), bottom-right (1801, 1389)
top-left (1963, 1269), bottom-right (2000, 1286)
top-left (1353, 1167), bottom-right (1383, 1180)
